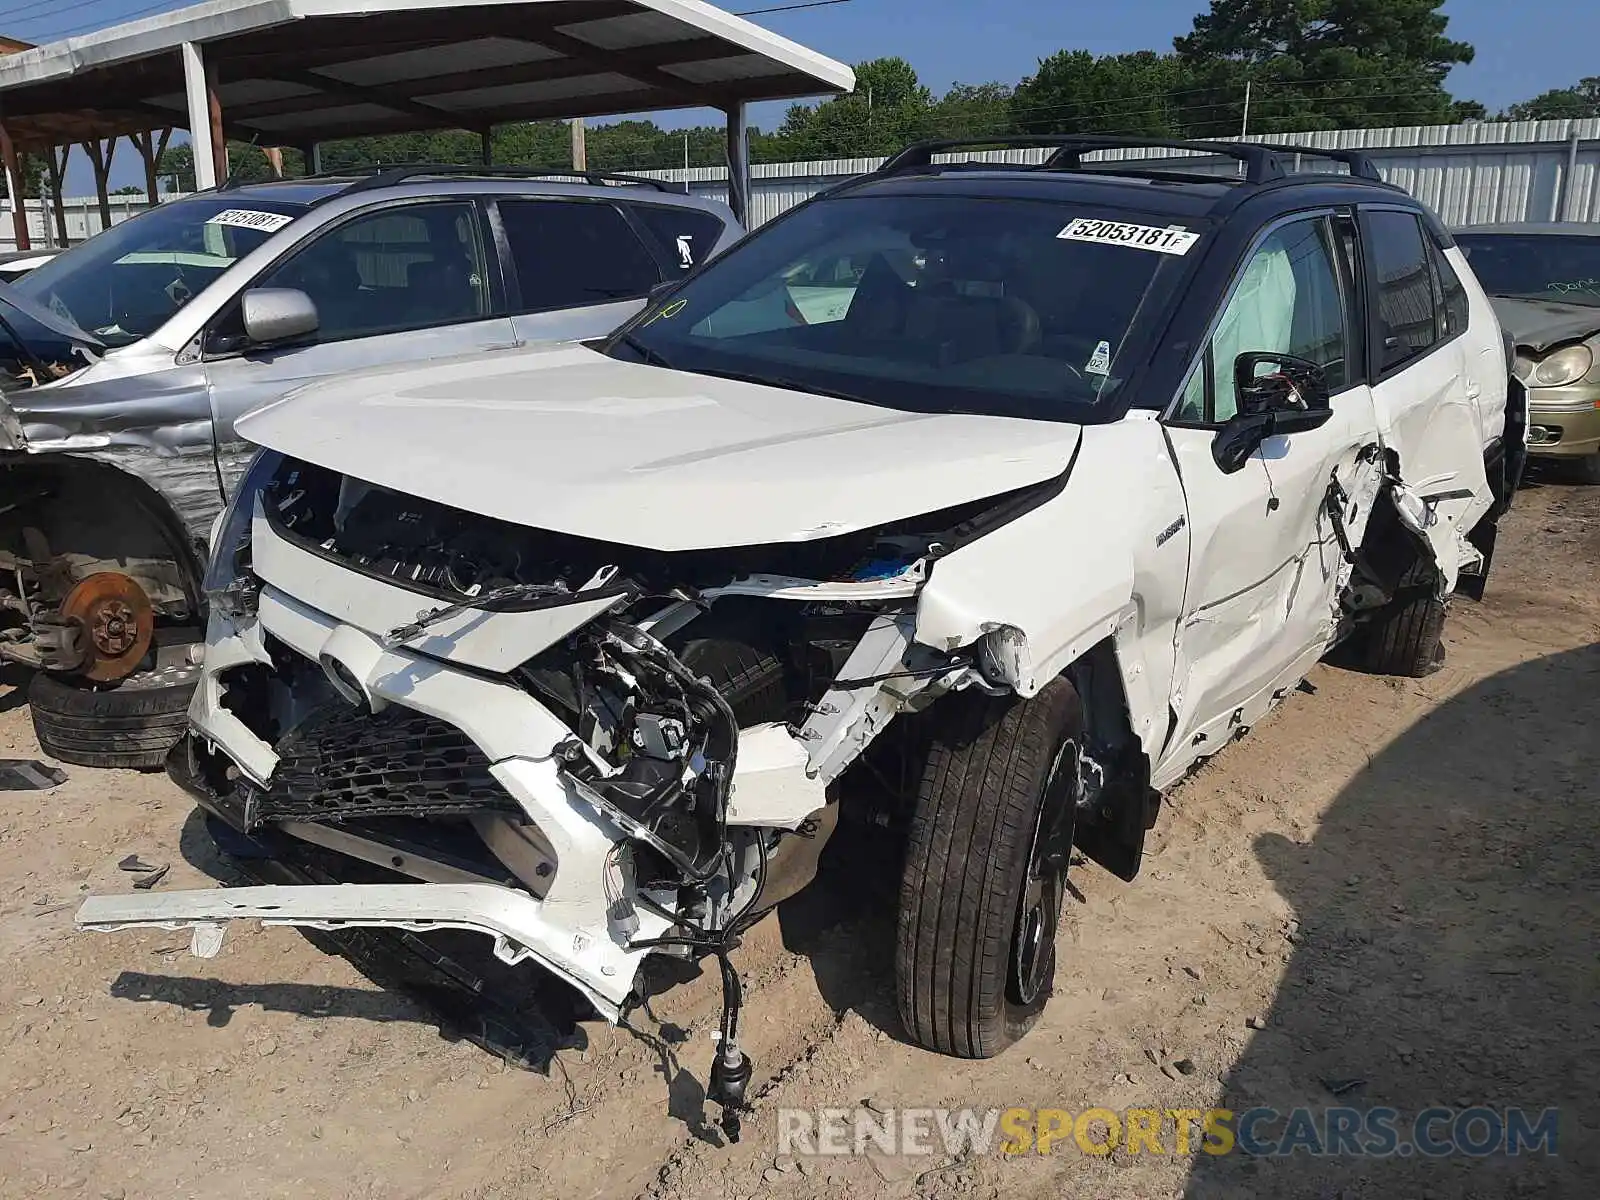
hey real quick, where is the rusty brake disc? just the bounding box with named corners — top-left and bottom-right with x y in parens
top-left (58, 572), bottom-right (154, 683)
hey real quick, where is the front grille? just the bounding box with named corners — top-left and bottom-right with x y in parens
top-left (251, 702), bottom-right (520, 826)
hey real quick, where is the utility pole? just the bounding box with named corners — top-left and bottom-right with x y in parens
top-left (571, 117), bottom-right (587, 171)
top-left (684, 132), bottom-right (689, 171)
top-left (1240, 80), bottom-right (1252, 140)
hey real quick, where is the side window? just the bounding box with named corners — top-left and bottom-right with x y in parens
top-left (1366, 211), bottom-right (1439, 373)
top-left (255, 201), bottom-right (489, 343)
top-left (627, 205), bottom-right (727, 274)
top-left (1432, 244), bottom-right (1471, 338)
top-left (1206, 218), bottom-right (1350, 422)
top-left (498, 200), bottom-right (663, 312)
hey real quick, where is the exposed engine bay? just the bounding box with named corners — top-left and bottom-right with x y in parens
top-left (81, 452), bottom-right (1055, 1140)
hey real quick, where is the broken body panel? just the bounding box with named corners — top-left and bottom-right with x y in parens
top-left (78, 333), bottom-right (1502, 1018)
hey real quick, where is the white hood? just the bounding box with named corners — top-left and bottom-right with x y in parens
top-left (236, 343), bottom-right (1082, 551)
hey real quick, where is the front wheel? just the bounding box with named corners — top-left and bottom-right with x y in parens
top-left (895, 679), bottom-right (1083, 1058)
top-left (29, 663), bottom-right (199, 770)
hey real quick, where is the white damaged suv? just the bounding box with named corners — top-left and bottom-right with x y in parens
top-left (79, 138), bottom-right (1520, 1131)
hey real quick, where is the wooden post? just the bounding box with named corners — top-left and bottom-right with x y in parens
top-left (81, 138), bottom-right (118, 233)
top-left (132, 128), bottom-right (173, 204)
top-left (0, 121), bottom-right (28, 251)
top-left (45, 144), bottom-right (69, 245)
top-left (571, 117), bottom-right (587, 171)
top-left (206, 60), bottom-right (227, 184)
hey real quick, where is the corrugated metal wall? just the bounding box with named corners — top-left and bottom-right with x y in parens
top-left (5, 118), bottom-right (1596, 250)
top-left (637, 118), bottom-right (1600, 229)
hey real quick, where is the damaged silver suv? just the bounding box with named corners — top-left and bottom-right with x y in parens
top-left (1, 167), bottom-right (737, 767)
top-left (79, 138), bottom-right (1520, 1135)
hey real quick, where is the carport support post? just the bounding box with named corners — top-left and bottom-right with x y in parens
top-left (480, 128), bottom-right (493, 166)
top-left (45, 144), bottom-right (69, 246)
top-left (181, 41), bottom-right (225, 190)
top-left (0, 121), bottom-right (28, 251)
top-left (81, 139), bottom-right (118, 233)
top-left (131, 128), bottom-right (172, 205)
top-left (723, 102), bottom-right (750, 229)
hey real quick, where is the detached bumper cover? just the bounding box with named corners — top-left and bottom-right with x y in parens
top-left (76, 881), bottom-right (642, 1020)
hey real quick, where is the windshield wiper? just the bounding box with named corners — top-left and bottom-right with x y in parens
top-left (613, 332), bottom-right (676, 369)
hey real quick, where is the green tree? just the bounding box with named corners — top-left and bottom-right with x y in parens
top-left (1505, 77), bottom-right (1600, 121)
top-left (769, 57), bottom-right (939, 159)
top-left (932, 82), bottom-right (1014, 139)
top-left (1175, 0), bottom-right (1475, 130)
top-left (1012, 50), bottom-right (1199, 137)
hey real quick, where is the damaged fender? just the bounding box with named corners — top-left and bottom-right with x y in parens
top-left (913, 420), bottom-right (1192, 761)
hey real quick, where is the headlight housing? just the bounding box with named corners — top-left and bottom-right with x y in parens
top-left (1531, 343), bottom-right (1594, 388)
top-left (203, 449), bottom-right (284, 618)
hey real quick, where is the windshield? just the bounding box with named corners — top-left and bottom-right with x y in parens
top-left (605, 194), bottom-right (1197, 420)
top-left (1456, 233), bottom-right (1600, 308)
top-left (15, 197), bottom-right (306, 347)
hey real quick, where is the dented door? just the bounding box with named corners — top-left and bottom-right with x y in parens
top-left (1159, 215), bottom-right (1378, 777)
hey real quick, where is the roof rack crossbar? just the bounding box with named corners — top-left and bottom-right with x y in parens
top-left (331, 164), bottom-right (689, 197)
top-left (1266, 143), bottom-right (1385, 181)
top-left (879, 135), bottom-right (1385, 186)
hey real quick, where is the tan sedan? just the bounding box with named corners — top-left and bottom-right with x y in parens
top-left (1456, 224), bottom-right (1600, 483)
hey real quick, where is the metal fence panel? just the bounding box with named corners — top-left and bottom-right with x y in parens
top-left (5, 119), bottom-right (1597, 250)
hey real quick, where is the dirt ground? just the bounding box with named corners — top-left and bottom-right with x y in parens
top-left (1, 475), bottom-right (1596, 1200)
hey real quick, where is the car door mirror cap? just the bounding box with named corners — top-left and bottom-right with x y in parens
top-left (241, 288), bottom-right (319, 347)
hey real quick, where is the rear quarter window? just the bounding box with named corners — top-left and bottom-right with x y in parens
top-left (627, 204), bottom-right (728, 274)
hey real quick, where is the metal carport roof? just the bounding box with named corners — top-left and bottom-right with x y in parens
top-left (0, 0), bottom-right (853, 238)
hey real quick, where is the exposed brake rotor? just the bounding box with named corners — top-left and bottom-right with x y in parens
top-left (59, 572), bottom-right (154, 682)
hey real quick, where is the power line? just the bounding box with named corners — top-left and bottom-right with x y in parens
top-left (0, 0), bottom-right (103, 25)
top-left (734, 0), bottom-right (852, 14)
top-left (10, 0), bottom-right (191, 41)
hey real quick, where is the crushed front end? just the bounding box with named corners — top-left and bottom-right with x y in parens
top-left (76, 450), bottom-right (1009, 1129)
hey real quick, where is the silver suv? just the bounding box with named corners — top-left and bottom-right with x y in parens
top-left (0, 168), bottom-right (738, 766)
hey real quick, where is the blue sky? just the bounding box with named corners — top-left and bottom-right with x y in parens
top-left (9, 0), bottom-right (1593, 193)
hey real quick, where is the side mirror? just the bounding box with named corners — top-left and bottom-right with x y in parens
top-left (1234, 351), bottom-right (1330, 416)
top-left (241, 288), bottom-right (319, 346)
top-left (1211, 351), bottom-right (1335, 474)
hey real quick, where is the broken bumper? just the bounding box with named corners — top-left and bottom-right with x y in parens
top-left (75, 563), bottom-right (677, 1020)
top-left (75, 881), bottom-right (641, 1020)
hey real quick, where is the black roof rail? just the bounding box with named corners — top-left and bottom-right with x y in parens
top-left (332, 163), bottom-right (689, 197)
top-left (1265, 143), bottom-right (1386, 182)
top-left (879, 135), bottom-right (1386, 187)
top-left (879, 136), bottom-right (1103, 173)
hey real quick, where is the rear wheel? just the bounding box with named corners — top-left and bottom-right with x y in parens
top-left (896, 679), bottom-right (1082, 1058)
top-left (1349, 587), bottom-right (1447, 678)
top-left (29, 662), bottom-right (200, 770)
